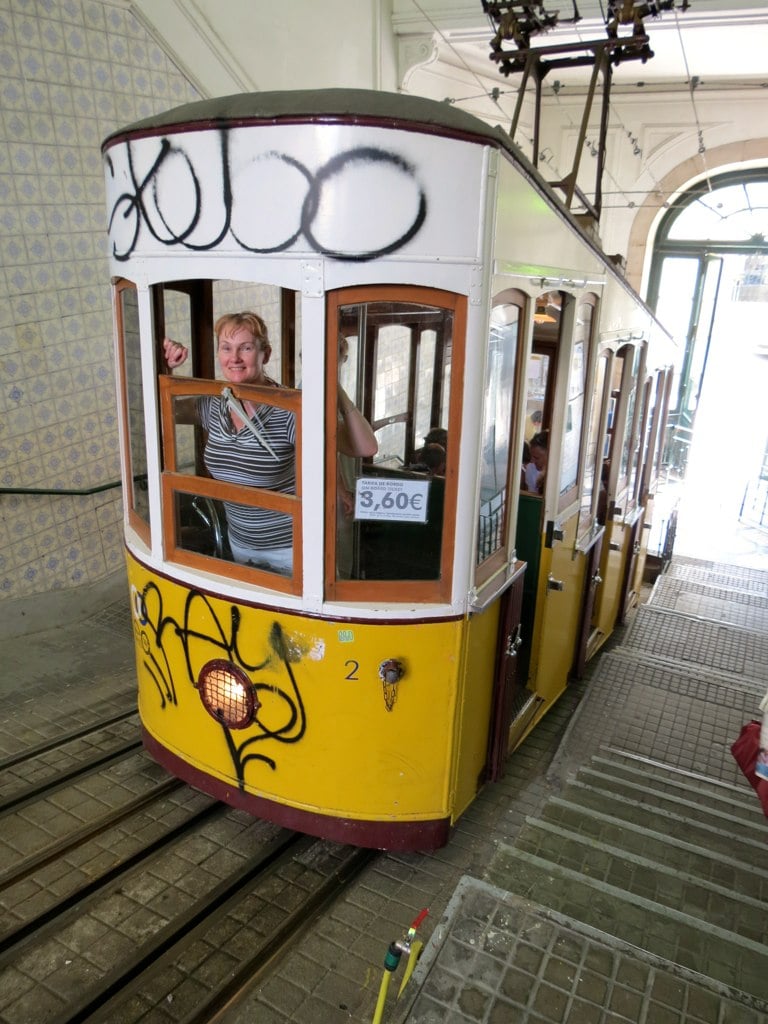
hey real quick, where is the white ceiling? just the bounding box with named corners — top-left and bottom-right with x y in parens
top-left (395, 2), bottom-right (768, 94)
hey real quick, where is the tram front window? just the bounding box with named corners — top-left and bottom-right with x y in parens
top-left (326, 289), bottom-right (463, 602)
top-left (156, 283), bottom-right (303, 594)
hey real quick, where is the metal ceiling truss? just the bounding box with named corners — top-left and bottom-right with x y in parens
top-left (481, 1), bottom-right (690, 221)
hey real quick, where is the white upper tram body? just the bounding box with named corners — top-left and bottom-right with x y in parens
top-left (103, 90), bottom-right (673, 622)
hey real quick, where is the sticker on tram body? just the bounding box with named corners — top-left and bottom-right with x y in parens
top-left (354, 476), bottom-right (429, 523)
top-left (338, 629), bottom-right (355, 643)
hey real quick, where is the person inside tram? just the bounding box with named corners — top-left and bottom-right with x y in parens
top-left (522, 439), bottom-right (540, 492)
top-left (163, 312), bottom-right (377, 575)
top-left (336, 335), bottom-right (377, 509)
top-left (423, 426), bottom-right (448, 452)
top-left (597, 460), bottom-right (610, 525)
top-left (409, 426), bottom-right (448, 473)
top-left (529, 430), bottom-right (548, 495)
top-left (419, 443), bottom-right (446, 476)
top-left (526, 408), bottom-right (543, 441)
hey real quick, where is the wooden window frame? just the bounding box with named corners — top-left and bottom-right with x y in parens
top-left (476, 288), bottom-right (527, 588)
top-left (158, 374), bottom-right (302, 596)
top-left (558, 293), bottom-right (599, 516)
top-left (324, 285), bottom-right (466, 605)
top-left (113, 277), bottom-right (150, 547)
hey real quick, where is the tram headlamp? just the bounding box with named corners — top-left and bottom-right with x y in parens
top-left (196, 659), bottom-right (259, 729)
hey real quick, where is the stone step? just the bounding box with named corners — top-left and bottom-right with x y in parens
top-left (618, 605), bottom-right (768, 685)
top-left (553, 775), bottom-right (767, 871)
top-left (487, 843), bottom-right (768, 1005)
top-left (540, 794), bottom-right (768, 905)
top-left (576, 750), bottom-right (762, 826)
top-left (517, 814), bottom-right (768, 942)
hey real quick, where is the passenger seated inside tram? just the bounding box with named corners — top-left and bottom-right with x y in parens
top-left (164, 312), bottom-right (376, 575)
top-left (408, 426), bottom-right (447, 473)
top-left (522, 440), bottom-right (538, 492)
top-left (423, 426), bottom-right (448, 452)
top-left (529, 430), bottom-right (548, 495)
top-left (597, 460), bottom-right (610, 525)
top-left (419, 443), bottom-right (446, 476)
top-left (526, 408), bottom-right (543, 441)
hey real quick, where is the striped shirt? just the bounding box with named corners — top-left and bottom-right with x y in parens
top-left (198, 395), bottom-right (296, 552)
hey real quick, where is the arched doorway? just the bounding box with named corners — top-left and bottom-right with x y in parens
top-left (647, 169), bottom-right (768, 563)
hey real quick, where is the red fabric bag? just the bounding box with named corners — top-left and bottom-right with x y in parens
top-left (731, 720), bottom-right (768, 819)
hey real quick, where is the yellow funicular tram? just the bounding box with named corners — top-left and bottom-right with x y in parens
top-left (104, 89), bottom-right (674, 849)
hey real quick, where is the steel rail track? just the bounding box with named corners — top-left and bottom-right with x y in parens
top-left (0, 736), bottom-right (143, 814)
top-left (52, 828), bottom-right (306, 1024)
top-left (0, 796), bottom-right (224, 958)
top-left (0, 707), bottom-right (137, 773)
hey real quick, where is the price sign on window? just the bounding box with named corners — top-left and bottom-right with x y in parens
top-left (354, 477), bottom-right (430, 523)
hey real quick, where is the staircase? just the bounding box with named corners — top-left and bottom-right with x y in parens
top-left (487, 557), bottom-right (768, 1009)
top-left (490, 749), bottom-right (768, 1002)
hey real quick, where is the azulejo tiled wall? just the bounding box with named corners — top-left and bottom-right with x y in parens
top-left (0, 0), bottom-right (199, 599)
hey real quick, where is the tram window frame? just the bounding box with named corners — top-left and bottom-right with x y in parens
top-left (623, 344), bottom-right (647, 513)
top-left (607, 344), bottom-right (640, 503)
top-left (558, 294), bottom-right (598, 515)
top-left (324, 286), bottom-right (465, 605)
top-left (158, 374), bottom-right (302, 595)
top-left (476, 289), bottom-right (526, 585)
top-left (579, 345), bottom-right (613, 530)
top-left (153, 279), bottom-right (302, 594)
top-left (113, 278), bottom-right (150, 545)
top-left (631, 375), bottom-right (653, 507)
top-left (655, 367), bottom-right (675, 480)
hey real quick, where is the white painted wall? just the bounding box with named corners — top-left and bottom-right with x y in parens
top-left (132, 0), bottom-right (400, 95)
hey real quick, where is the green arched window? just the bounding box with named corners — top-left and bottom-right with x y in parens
top-left (646, 168), bottom-right (768, 470)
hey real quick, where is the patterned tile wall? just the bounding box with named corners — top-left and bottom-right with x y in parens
top-left (0, 0), bottom-right (199, 599)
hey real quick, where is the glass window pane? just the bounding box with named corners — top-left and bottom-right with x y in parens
top-left (477, 303), bottom-right (518, 563)
top-left (618, 348), bottom-right (639, 484)
top-left (415, 330), bottom-right (437, 442)
top-left (525, 353), bottom-right (548, 439)
top-left (582, 352), bottom-right (609, 523)
top-left (334, 299), bottom-right (453, 583)
top-left (174, 492), bottom-right (230, 561)
top-left (667, 181), bottom-right (768, 242)
top-left (118, 286), bottom-right (150, 527)
top-left (559, 319), bottom-right (588, 500)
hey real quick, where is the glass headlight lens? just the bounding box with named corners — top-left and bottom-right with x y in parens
top-left (196, 659), bottom-right (258, 729)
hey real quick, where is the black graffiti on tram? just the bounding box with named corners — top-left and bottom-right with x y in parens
top-left (134, 582), bottom-right (307, 780)
top-left (106, 129), bottom-right (428, 263)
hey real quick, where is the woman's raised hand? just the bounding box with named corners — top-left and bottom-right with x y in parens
top-left (163, 337), bottom-right (189, 370)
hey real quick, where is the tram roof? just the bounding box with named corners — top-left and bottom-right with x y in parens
top-left (101, 88), bottom-right (508, 151)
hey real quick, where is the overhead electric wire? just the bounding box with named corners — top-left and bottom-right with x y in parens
top-left (673, 7), bottom-right (712, 191)
top-left (412, 0), bottom-right (702, 213)
top-left (408, 0), bottom-right (519, 123)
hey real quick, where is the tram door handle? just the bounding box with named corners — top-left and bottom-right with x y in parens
top-left (505, 625), bottom-right (523, 658)
top-left (547, 573), bottom-right (565, 592)
top-left (592, 571), bottom-right (603, 588)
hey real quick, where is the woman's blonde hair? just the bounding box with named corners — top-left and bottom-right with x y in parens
top-left (214, 311), bottom-right (270, 350)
